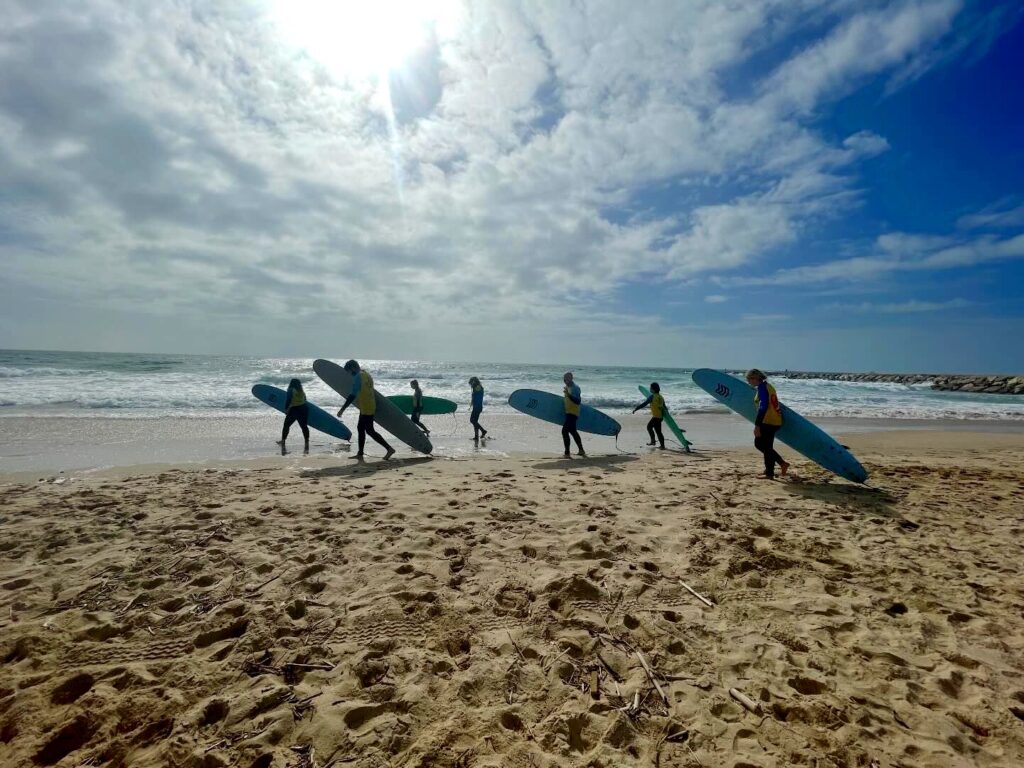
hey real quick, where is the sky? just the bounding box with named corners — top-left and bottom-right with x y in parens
top-left (1, 0), bottom-right (1023, 373)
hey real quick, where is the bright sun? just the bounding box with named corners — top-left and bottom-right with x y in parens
top-left (272, 0), bottom-right (461, 79)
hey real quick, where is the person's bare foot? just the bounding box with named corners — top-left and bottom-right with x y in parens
top-left (779, 461), bottom-right (789, 477)
top-left (276, 439), bottom-right (285, 446)
top-left (384, 448), bottom-right (395, 460)
top-left (577, 450), bottom-right (586, 457)
top-left (757, 473), bottom-right (775, 481)
top-left (353, 452), bottom-right (365, 460)
top-left (563, 452), bottom-right (571, 458)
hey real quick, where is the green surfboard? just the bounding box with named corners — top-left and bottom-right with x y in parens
top-left (388, 395), bottom-right (458, 415)
top-left (639, 385), bottom-right (692, 452)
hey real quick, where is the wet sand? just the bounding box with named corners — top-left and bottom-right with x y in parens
top-left (1, 431), bottom-right (1023, 766)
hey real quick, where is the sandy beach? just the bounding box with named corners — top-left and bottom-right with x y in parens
top-left (1, 430), bottom-right (1023, 767)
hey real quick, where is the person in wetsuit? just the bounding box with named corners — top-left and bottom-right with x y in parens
top-left (409, 379), bottom-right (429, 435)
top-left (745, 368), bottom-right (789, 479)
top-left (277, 378), bottom-right (310, 454)
top-left (633, 382), bottom-right (666, 449)
top-left (562, 372), bottom-right (585, 458)
top-left (337, 360), bottom-right (395, 460)
top-left (469, 377), bottom-right (488, 440)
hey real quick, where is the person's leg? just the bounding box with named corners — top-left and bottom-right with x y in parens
top-left (764, 425), bottom-right (786, 476)
top-left (568, 415), bottom-right (584, 454)
top-left (297, 405), bottom-right (310, 451)
top-left (646, 418), bottom-right (657, 445)
top-left (412, 410), bottom-right (429, 434)
top-left (471, 409), bottom-right (483, 439)
top-left (561, 418), bottom-right (571, 456)
top-left (364, 416), bottom-right (395, 457)
top-left (356, 415), bottom-right (368, 456)
top-left (654, 418), bottom-right (665, 448)
top-left (280, 409), bottom-right (297, 444)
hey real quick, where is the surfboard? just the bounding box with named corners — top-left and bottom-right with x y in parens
top-left (388, 395), bottom-right (458, 415)
top-left (312, 360), bottom-right (433, 454)
top-left (638, 385), bottom-right (692, 452)
top-left (507, 389), bottom-right (621, 437)
top-left (251, 384), bottom-right (352, 441)
top-left (691, 369), bottom-right (868, 483)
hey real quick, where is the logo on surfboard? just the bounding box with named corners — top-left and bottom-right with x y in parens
top-left (715, 383), bottom-right (731, 398)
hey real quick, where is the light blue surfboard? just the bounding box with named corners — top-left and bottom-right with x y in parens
top-left (251, 384), bottom-right (352, 441)
top-left (508, 389), bottom-right (621, 437)
top-left (691, 369), bottom-right (868, 483)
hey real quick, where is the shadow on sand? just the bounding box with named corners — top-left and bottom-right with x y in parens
top-left (782, 476), bottom-right (898, 515)
top-left (530, 453), bottom-right (639, 473)
top-left (301, 456), bottom-right (434, 478)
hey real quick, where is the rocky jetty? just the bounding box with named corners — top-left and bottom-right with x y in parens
top-left (771, 371), bottom-right (1024, 395)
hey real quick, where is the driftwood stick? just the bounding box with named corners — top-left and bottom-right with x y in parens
top-left (507, 631), bottom-right (527, 663)
top-left (679, 579), bottom-right (715, 608)
top-left (247, 571), bottom-right (284, 594)
top-left (635, 650), bottom-right (669, 706)
top-left (729, 687), bottom-right (760, 714)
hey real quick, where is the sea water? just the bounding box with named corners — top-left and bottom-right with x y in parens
top-left (2, 349), bottom-right (1023, 422)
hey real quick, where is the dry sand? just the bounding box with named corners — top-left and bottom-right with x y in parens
top-left (1, 432), bottom-right (1023, 767)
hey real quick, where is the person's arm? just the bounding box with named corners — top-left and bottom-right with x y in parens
top-left (633, 396), bottom-right (652, 413)
top-left (338, 375), bottom-right (360, 416)
top-left (754, 382), bottom-right (769, 431)
top-left (566, 385), bottom-right (581, 405)
top-left (284, 382), bottom-right (295, 410)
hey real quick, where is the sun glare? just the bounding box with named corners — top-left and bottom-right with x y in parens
top-left (272, 0), bottom-right (461, 80)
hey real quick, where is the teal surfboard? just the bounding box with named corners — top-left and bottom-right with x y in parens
top-left (388, 395), bottom-right (458, 415)
top-left (638, 385), bottom-right (691, 452)
top-left (251, 384), bottom-right (352, 441)
top-left (691, 369), bottom-right (868, 483)
top-left (508, 389), bottom-right (621, 436)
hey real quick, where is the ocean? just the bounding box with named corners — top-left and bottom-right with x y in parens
top-left (2, 349), bottom-right (1023, 422)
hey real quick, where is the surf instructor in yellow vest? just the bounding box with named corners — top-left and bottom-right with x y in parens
top-left (337, 360), bottom-right (395, 460)
top-left (562, 372), bottom-right (585, 458)
top-left (746, 368), bottom-right (788, 480)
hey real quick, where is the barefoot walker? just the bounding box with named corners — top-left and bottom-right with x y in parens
top-left (337, 360), bottom-right (395, 460)
top-left (746, 368), bottom-right (789, 479)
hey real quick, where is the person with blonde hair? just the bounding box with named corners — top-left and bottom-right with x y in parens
top-left (745, 368), bottom-right (788, 479)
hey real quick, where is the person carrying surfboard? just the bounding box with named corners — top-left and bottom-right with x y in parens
top-left (337, 360), bottom-right (395, 460)
top-left (562, 372), bottom-right (586, 457)
top-left (277, 378), bottom-right (310, 454)
top-left (469, 377), bottom-right (488, 440)
top-left (745, 369), bottom-right (789, 479)
top-left (409, 380), bottom-right (430, 436)
top-left (633, 382), bottom-right (666, 449)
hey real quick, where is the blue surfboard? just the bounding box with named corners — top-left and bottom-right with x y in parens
top-left (508, 389), bottom-right (621, 437)
top-left (251, 384), bottom-right (352, 441)
top-left (691, 369), bottom-right (868, 483)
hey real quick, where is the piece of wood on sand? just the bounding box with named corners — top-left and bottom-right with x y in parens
top-left (729, 687), bottom-right (761, 714)
top-left (679, 578), bottom-right (715, 608)
top-left (635, 650), bottom-right (669, 706)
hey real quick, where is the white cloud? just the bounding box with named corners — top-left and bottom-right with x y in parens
top-left (0, 0), bottom-right (985, 356)
top-left (705, 294), bottom-right (729, 303)
top-left (825, 298), bottom-right (973, 313)
top-left (730, 231), bottom-right (1024, 286)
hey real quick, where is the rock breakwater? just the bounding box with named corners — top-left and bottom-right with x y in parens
top-left (771, 371), bottom-right (1024, 395)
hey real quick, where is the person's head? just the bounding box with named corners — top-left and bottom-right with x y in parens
top-left (650, 382), bottom-right (660, 393)
top-left (343, 359), bottom-right (360, 374)
top-left (563, 371), bottom-right (574, 385)
top-left (410, 379), bottom-right (419, 389)
top-left (745, 368), bottom-right (766, 386)
top-left (469, 376), bottom-right (479, 388)
top-left (289, 378), bottom-right (303, 392)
